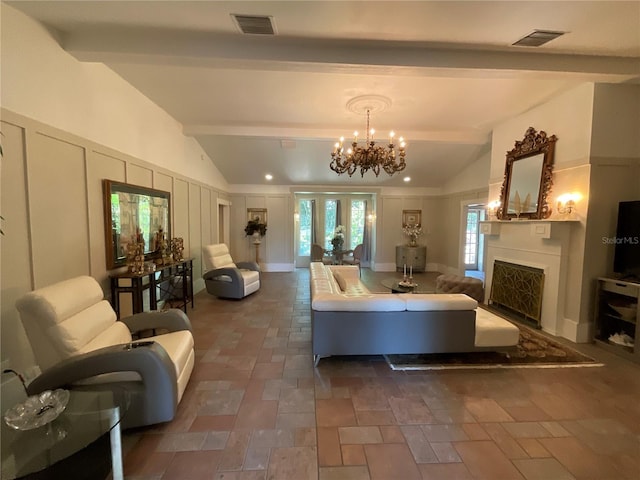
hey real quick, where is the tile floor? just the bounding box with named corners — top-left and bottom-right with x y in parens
top-left (122, 269), bottom-right (640, 480)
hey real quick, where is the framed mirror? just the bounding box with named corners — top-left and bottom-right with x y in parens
top-left (497, 127), bottom-right (557, 220)
top-left (103, 180), bottom-right (171, 269)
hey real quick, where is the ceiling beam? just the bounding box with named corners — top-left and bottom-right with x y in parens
top-left (62, 27), bottom-right (640, 82)
top-left (184, 124), bottom-right (489, 145)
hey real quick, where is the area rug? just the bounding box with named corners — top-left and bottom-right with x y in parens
top-left (385, 320), bottom-right (603, 370)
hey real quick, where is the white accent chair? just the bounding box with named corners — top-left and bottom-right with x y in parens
top-left (15, 275), bottom-right (195, 429)
top-left (202, 243), bottom-right (261, 299)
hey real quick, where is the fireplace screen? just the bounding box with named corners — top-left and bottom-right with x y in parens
top-left (489, 260), bottom-right (544, 326)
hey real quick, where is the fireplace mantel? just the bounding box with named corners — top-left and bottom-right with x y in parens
top-left (479, 220), bottom-right (579, 238)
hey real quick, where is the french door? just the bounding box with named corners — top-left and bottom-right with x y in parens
top-left (464, 207), bottom-right (483, 270)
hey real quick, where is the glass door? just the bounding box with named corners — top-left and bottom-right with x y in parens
top-left (464, 207), bottom-right (483, 270)
top-left (295, 199), bottom-right (313, 268)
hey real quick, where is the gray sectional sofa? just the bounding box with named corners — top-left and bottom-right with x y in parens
top-left (310, 262), bottom-right (519, 365)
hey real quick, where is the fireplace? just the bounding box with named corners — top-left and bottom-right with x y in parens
top-left (481, 220), bottom-right (576, 338)
top-left (489, 260), bottom-right (545, 327)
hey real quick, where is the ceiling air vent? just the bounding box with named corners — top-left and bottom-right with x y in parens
top-left (513, 30), bottom-right (565, 47)
top-left (232, 14), bottom-right (276, 35)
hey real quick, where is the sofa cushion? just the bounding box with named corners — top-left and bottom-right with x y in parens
top-left (312, 294), bottom-right (406, 312)
top-left (203, 244), bottom-right (237, 270)
top-left (333, 272), bottom-right (347, 292)
top-left (149, 330), bottom-right (195, 378)
top-left (402, 294), bottom-right (478, 311)
top-left (79, 321), bottom-right (133, 355)
top-left (241, 269), bottom-right (260, 287)
top-left (474, 308), bottom-right (520, 347)
top-left (15, 275), bottom-right (121, 371)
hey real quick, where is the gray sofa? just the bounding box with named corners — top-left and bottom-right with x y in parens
top-left (310, 263), bottom-right (519, 365)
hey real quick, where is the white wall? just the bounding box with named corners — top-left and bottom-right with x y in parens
top-left (442, 148), bottom-right (491, 196)
top-left (488, 82), bottom-right (640, 342)
top-left (488, 83), bottom-right (595, 341)
top-left (582, 83), bottom-right (640, 340)
top-left (0, 4), bottom-right (228, 190)
top-left (0, 4), bottom-right (231, 373)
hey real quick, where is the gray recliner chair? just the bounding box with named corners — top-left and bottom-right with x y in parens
top-left (15, 275), bottom-right (195, 429)
top-left (202, 243), bottom-right (260, 299)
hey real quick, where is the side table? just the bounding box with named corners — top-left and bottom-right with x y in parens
top-left (1, 390), bottom-right (128, 480)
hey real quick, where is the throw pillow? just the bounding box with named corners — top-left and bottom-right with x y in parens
top-left (333, 272), bottom-right (347, 292)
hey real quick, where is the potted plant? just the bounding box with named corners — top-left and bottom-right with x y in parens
top-left (245, 217), bottom-right (267, 238)
top-left (402, 224), bottom-right (423, 247)
top-left (330, 225), bottom-right (346, 252)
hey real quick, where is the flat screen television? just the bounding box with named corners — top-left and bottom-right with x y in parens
top-left (613, 200), bottom-right (640, 280)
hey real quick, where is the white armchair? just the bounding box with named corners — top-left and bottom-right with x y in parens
top-left (15, 275), bottom-right (195, 429)
top-left (202, 243), bottom-right (261, 299)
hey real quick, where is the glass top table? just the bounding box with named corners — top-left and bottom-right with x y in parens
top-left (1, 389), bottom-right (128, 480)
top-left (381, 277), bottom-right (434, 294)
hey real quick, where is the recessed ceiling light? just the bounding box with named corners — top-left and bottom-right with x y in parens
top-left (403, 177), bottom-right (411, 182)
top-left (265, 174), bottom-right (273, 181)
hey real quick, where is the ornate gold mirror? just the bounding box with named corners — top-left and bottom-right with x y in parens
top-left (103, 180), bottom-right (171, 269)
top-left (497, 127), bottom-right (557, 220)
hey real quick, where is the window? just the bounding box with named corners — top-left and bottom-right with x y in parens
top-left (324, 200), bottom-right (337, 250)
top-left (464, 208), bottom-right (482, 269)
top-left (298, 199), bottom-right (312, 256)
top-left (350, 200), bottom-right (365, 249)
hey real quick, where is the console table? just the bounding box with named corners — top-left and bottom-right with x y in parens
top-left (395, 245), bottom-right (427, 272)
top-left (110, 259), bottom-right (193, 318)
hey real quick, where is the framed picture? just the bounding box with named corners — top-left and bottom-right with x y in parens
top-left (402, 209), bottom-right (421, 227)
top-left (247, 208), bottom-right (267, 225)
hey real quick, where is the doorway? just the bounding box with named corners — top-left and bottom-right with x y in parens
top-left (462, 205), bottom-right (485, 280)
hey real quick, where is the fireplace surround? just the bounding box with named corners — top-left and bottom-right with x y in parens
top-left (481, 220), bottom-right (578, 338)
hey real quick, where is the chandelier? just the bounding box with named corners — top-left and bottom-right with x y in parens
top-left (330, 109), bottom-right (407, 177)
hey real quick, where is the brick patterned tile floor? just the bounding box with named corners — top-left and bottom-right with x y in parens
top-left (121, 269), bottom-right (640, 480)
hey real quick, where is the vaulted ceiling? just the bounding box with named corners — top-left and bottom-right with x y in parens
top-left (9, 1), bottom-right (640, 187)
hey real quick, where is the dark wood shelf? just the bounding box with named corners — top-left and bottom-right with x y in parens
top-left (110, 259), bottom-right (194, 318)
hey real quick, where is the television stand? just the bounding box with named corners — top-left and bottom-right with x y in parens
top-left (617, 274), bottom-right (640, 284)
top-left (593, 277), bottom-right (639, 363)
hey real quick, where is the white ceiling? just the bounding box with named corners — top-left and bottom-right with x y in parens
top-left (9, 1), bottom-right (640, 188)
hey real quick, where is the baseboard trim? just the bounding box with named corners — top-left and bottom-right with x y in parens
top-left (262, 263), bottom-right (295, 272)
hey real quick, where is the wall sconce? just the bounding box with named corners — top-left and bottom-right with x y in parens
top-left (294, 212), bottom-right (300, 222)
top-left (487, 200), bottom-right (501, 220)
top-left (557, 193), bottom-right (579, 216)
top-left (367, 213), bottom-right (376, 223)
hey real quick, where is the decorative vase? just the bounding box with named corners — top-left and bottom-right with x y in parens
top-left (252, 232), bottom-right (261, 244)
top-left (408, 236), bottom-right (418, 247)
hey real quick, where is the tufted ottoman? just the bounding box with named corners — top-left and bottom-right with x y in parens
top-left (436, 274), bottom-right (484, 303)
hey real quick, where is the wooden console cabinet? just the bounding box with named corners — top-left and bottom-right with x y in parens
top-left (594, 277), bottom-right (639, 363)
top-left (110, 259), bottom-right (194, 318)
top-left (396, 245), bottom-right (427, 272)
